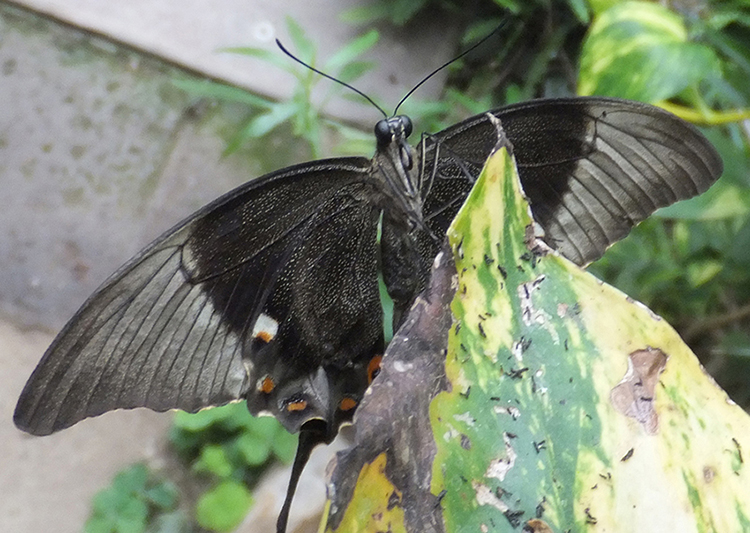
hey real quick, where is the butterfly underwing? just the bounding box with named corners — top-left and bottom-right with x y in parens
top-left (14, 97), bottom-right (721, 532)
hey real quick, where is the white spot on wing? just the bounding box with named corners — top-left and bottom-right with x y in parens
top-left (253, 313), bottom-right (279, 340)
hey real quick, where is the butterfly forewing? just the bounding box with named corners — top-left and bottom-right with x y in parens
top-left (14, 158), bottom-right (385, 436)
top-left (420, 98), bottom-right (723, 265)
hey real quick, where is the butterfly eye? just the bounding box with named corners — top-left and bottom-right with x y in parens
top-left (374, 119), bottom-right (392, 147)
top-left (400, 115), bottom-right (413, 138)
top-left (367, 355), bottom-right (383, 384)
top-left (339, 397), bottom-right (358, 411)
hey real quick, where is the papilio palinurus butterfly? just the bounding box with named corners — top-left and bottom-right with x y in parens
top-left (14, 68), bottom-right (721, 531)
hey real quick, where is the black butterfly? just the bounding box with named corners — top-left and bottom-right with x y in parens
top-left (15, 96), bottom-right (721, 531)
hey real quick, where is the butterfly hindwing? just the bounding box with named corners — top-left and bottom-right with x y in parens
top-left (13, 158), bottom-right (384, 436)
top-left (420, 97), bottom-right (723, 265)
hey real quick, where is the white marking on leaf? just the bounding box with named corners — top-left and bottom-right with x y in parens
top-left (473, 481), bottom-right (509, 512)
top-left (485, 432), bottom-right (517, 481)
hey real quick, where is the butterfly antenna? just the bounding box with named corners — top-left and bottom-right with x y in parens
top-left (392, 22), bottom-right (506, 116)
top-left (276, 39), bottom-right (388, 118)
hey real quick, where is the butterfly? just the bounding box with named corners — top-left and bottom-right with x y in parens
top-left (14, 94), bottom-right (722, 532)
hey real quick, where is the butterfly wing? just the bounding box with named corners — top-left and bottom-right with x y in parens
top-left (14, 158), bottom-right (384, 436)
top-left (420, 97), bottom-right (723, 265)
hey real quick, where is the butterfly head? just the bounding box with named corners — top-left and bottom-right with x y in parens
top-left (374, 115), bottom-right (426, 230)
top-left (375, 115), bottom-right (414, 172)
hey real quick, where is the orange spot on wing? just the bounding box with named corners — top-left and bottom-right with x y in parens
top-left (255, 330), bottom-right (274, 343)
top-left (260, 376), bottom-right (275, 394)
top-left (286, 400), bottom-right (308, 412)
top-left (368, 355), bottom-right (383, 383)
top-left (339, 397), bottom-right (358, 411)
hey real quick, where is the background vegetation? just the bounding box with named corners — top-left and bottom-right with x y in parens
top-left (86, 0), bottom-right (750, 531)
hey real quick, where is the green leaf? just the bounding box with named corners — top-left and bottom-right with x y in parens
top-left (438, 140), bottom-right (750, 531)
top-left (391, 0), bottom-right (428, 25)
top-left (91, 487), bottom-right (127, 516)
top-left (194, 444), bottom-right (234, 478)
top-left (339, 4), bottom-right (390, 25)
top-left (579, 2), bottom-right (721, 101)
top-left (112, 464), bottom-right (148, 495)
top-left (144, 481), bottom-right (179, 510)
top-left (171, 79), bottom-right (274, 109)
top-left (655, 179), bottom-right (750, 220)
top-left (325, 141), bottom-right (750, 531)
top-left (84, 516), bottom-right (112, 533)
top-left (491, 0), bottom-right (521, 14)
top-left (707, 9), bottom-right (750, 31)
top-left (335, 60), bottom-right (377, 85)
top-left (566, 0), bottom-right (590, 23)
top-left (211, 402), bottom-right (256, 431)
top-left (173, 405), bottom-right (239, 431)
top-left (246, 414), bottom-right (284, 439)
top-left (323, 29), bottom-right (379, 73)
top-left (222, 102), bottom-right (298, 155)
top-left (271, 431), bottom-right (299, 464)
top-left (463, 18), bottom-right (511, 43)
top-left (195, 480), bottom-right (253, 532)
top-left (220, 46), bottom-right (291, 72)
top-left (146, 511), bottom-right (190, 533)
top-left (244, 102), bottom-right (298, 138)
top-left (285, 17), bottom-right (314, 64)
top-left (587, 0), bottom-right (620, 17)
top-left (114, 498), bottom-right (148, 533)
top-left (235, 432), bottom-right (272, 466)
top-left (687, 258), bottom-right (723, 288)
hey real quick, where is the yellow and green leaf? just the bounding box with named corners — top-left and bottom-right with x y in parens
top-left (325, 139), bottom-right (750, 532)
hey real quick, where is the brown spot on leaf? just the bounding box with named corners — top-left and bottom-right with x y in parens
top-left (524, 519), bottom-right (554, 533)
top-left (610, 347), bottom-right (668, 434)
top-left (703, 466), bottom-right (716, 483)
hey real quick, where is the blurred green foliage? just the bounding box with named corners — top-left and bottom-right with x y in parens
top-left (170, 402), bottom-right (297, 532)
top-left (173, 17), bottom-right (378, 159)
top-left (85, 464), bottom-right (183, 533)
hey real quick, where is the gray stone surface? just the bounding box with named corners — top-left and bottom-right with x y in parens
top-left (1, 319), bottom-right (172, 533)
top-left (0, 2), bottom-right (458, 532)
top-left (6, 0), bottom-right (457, 123)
